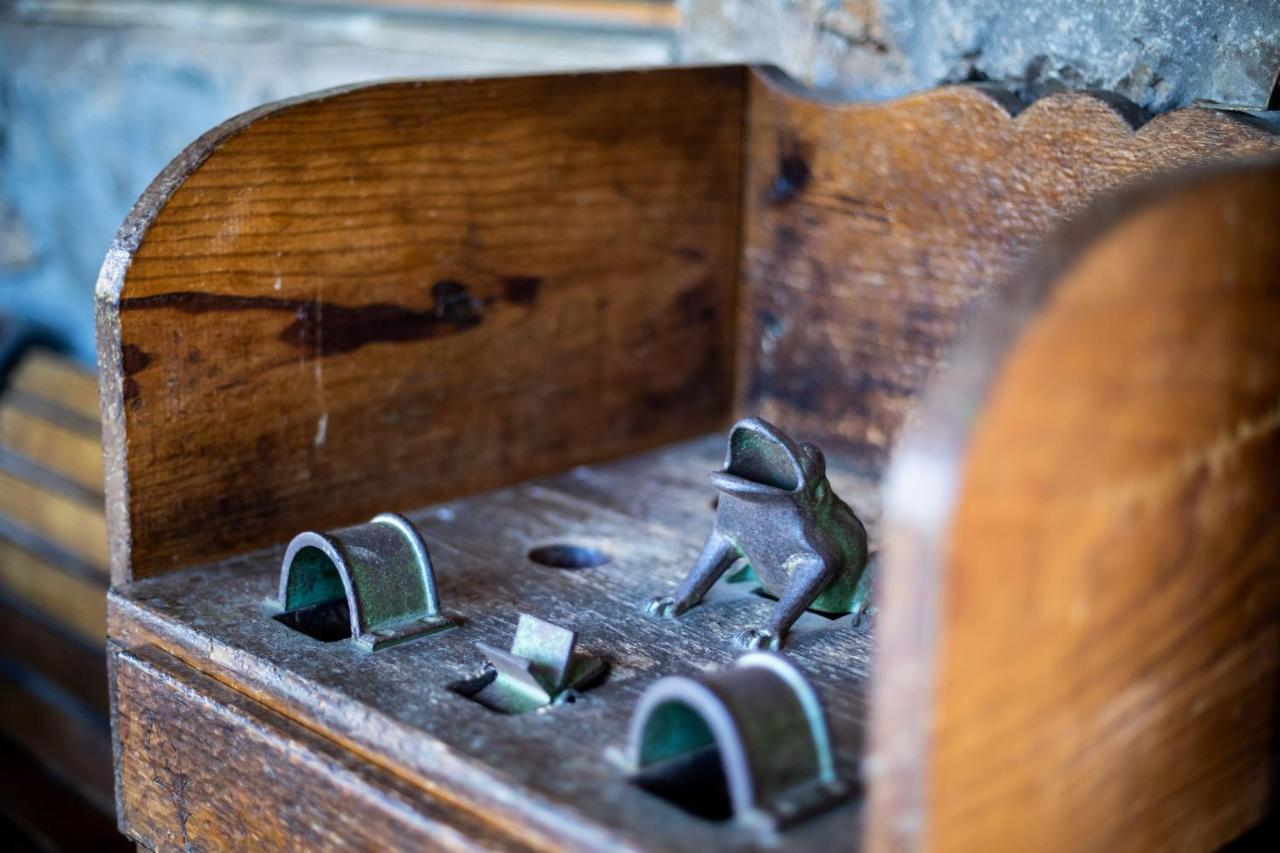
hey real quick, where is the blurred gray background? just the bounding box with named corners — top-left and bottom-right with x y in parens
top-left (2, 0), bottom-right (1277, 365)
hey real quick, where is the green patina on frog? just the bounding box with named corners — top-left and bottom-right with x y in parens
top-left (645, 417), bottom-right (871, 650)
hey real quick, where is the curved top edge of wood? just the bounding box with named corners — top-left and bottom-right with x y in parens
top-left (92, 65), bottom-right (711, 308)
top-left (93, 64), bottom-right (1279, 311)
top-left (751, 63), bottom-right (1277, 137)
top-left (880, 150), bottom-right (1280, 536)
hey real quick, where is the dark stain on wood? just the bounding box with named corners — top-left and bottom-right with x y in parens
top-left (500, 275), bottom-right (543, 306)
top-left (768, 133), bottom-right (812, 205)
top-left (673, 279), bottom-right (720, 325)
top-left (121, 280), bottom-right (507, 359)
top-left (121, 344), bottom-right (152, 376)
top-left (120, 344), bottom-right (152, 405)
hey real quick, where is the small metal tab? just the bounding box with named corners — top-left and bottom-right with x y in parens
top-left (465, 614), bottom-right (607, 714)
top-left (276, 512), bottom-right (454, 650)
top-left (625, 653), bottom-right (846, 829)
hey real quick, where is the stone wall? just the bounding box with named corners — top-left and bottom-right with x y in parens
top-left (679, 0), bottom-right (1280, 111)
top-left (0, 1), bottom-right (673, 363)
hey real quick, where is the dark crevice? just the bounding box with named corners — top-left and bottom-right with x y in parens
top-left (273, 597), bottom-right (351, 642)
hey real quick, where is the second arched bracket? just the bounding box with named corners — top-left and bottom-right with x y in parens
top-left (275, 512), bottom-right (455, 650)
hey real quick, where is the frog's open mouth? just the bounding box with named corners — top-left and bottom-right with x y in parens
top-left (709, 417), bottom-right (804, 498)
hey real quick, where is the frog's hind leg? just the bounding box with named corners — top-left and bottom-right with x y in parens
top-left (735, 554), bottom-right (834, 650)
top-left (645, 532), bottom-right (739, 618)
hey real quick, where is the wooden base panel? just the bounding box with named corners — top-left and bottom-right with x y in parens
top-left (110, 436), bottom-right (876, 851)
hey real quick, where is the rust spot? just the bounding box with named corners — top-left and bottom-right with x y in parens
top-left (769, 134), bottom-right (812, 205)
top-left (501, 275), bottom-right (543, 306)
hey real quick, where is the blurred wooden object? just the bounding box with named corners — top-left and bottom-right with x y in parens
top-left (0, 735), bottom-right (130, 852)
top-left (97, 66), bottom-right (1280, 850)
top-left (0, 349), bottom-right (114, 826)
top-left (872, 161), bottom-right (1280, 852)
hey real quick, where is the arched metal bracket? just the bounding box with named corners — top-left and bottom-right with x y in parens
top-left (276, 512), bottom-right (454, 650)
top-left (624, 653), bottom-right (846, 829)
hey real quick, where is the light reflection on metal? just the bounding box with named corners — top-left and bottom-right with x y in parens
top-left (276, 512), bottom-right (454, 650)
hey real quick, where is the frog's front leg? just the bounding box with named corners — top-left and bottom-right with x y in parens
top-left (735, 554), bottom-right (834, 650)
top-left (848, 560), bottom-right (875, 627)
top-left (645, 531), bottom-right (739, 619)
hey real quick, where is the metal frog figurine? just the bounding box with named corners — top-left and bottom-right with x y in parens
top-left (646, 417), bottom-right (871, 650)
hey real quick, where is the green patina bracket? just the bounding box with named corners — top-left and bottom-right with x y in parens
top-left (625, 653), bottom-right (847, 828)
top-left (276, 512), bottom-right (455, 650)
top-left (464, 613), bottom-right (608, 714)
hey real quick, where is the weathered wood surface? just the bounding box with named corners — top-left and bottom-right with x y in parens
top-left (9, 349), bottom-right (101, 425)
top-left (0, 598), bottom-right (109, 717)
top-left (0, 350), bottom-right (109, 642)
top-left (0, 348), bottom-right (115, 834)
top-left (0, 538), bottom-right (107, 644)
top-left (0, 657), bottom-right (114, 814)
top-left (0, 470), bottom-right (109, 573)
top-left (97, 66), bottom-right (745, 585)
top-left (98, 67), bottom-right (1280, 850)
top-left (0, 403), bottom-right (104, 496)
top-left (0, 736), bottom-right (130, 851)
top-left (112, 644), bottom-right (522, 851)
top-left (110, 435), bottom-right (877, 851)
top-left (872, 158), bottom-right (1280, 852)
top-left (738, 69), bottom-right (1280, 473)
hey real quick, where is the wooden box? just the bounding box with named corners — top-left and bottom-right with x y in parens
top-left (97, 66), bottom-right (1280, 851)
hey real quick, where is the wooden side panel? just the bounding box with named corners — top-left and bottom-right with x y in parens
top-left (739, 70), bottom-right (1279, 472)
top-left (112, 644), bottom-right (523, 851)
top-left (873, 159), bottom-right (1280, 851)
top-left (98, 67), bottom-right (745, 583)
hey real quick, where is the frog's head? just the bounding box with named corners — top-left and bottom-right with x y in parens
top-left (709, 417), bottom-right (824, 504)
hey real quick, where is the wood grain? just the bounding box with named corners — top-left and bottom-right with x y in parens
top-left (0, 597), bottom-right (108, 717)
top-left (97, 67), bottom-right (1280, 849)
top-left (0, 470), bottom-right (109, 572)
top-left (112, 643), bottom-right (524, 851)
top-left (0, 405), bottom-right (104, 496)
top-left (9, 350), bottom-right (100, 423)
top-left (98, 66), bottom-right (745, 584)
top-left (0, 659), bottom-right (114, 814)
top-left (0, 736), bottom-right (130, 849)
top-left (738, 69), bottom-right (1280, 474)
top-left (0, 539), bottom-right (107, 643)
top-left (872, 157), bottom-right (1280, 851)
top-left (108, 435), bottom-right (875, 851)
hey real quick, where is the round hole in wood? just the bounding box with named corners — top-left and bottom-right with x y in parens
top-left (527, 543), bottom-right (610, 569)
